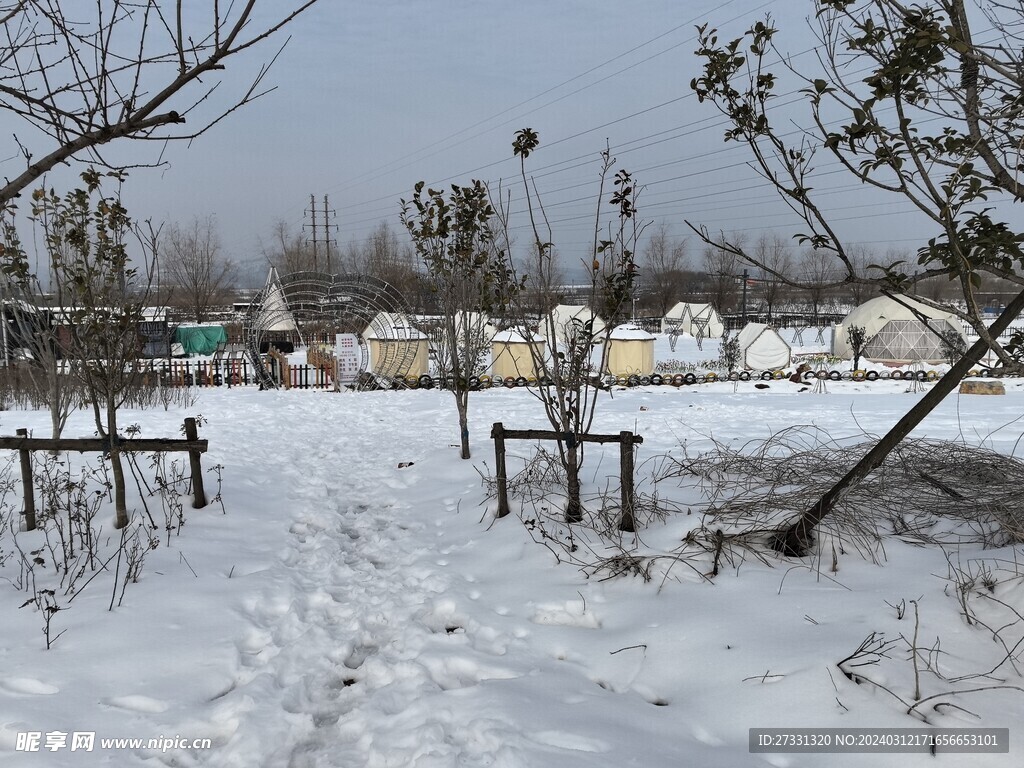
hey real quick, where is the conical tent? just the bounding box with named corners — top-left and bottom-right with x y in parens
top-left (736, 322), bottom-right (791, 370)
top-left (833, 295), bottom-right (965, 363)
top-left (661, 302), bottom-right (724, 338)
top-left (260, 267), bottom-right (299, 334)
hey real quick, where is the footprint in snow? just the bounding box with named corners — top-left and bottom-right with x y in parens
top-left (100, 695), bottom-right (168, 713)
top-left (0, 678), bottom-right (59, 695)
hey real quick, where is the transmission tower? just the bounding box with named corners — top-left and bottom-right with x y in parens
top-left (304, 194), bottom-right (338, 272)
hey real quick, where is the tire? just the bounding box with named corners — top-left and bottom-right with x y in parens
top-left (468, 376), bottom-right (481, 391)
top-left (515, 376), bottom-right (528, 387)
top-left (760, 371), bottom-right (773, 381)
top-left (772, 370), bottom-right (785, 380)
top-left (829, 370), bottom-right (841, 381)
top-left (418, 374), bottom-right (434, 389)
top-left (705, 372), bottom-right (718, 382)
top-left (479, 375), bottom-right (492, 389)
top-left (504, 376), bottom-right (517, 388)
top-left (406, 376), bottom-right (420, 389)
top-left (213, 373), bottom-right (223, 386)
top-left (852, 370), bottom-right (865, 382)
top-left (650, 374), bottom-right (664, 386)
top-left (738, 371), bottom-right (751, 381)
top-left (865, 370), bottom-right (878, 381)
top-left (916, 370), bottom-right (928, 381)
top-left (683, 373), bottom-right (697, 385)
top-left (627, 374), bottom-right (641, 387)
top-left (727, 371), bottom-right (739, 381)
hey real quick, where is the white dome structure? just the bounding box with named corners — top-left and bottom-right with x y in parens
top-left (833, 295), bottom-right (965, 365)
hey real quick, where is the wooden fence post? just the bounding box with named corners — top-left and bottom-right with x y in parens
top-left (492, 422), bottom-right (510, 518)
top-left (183, 418), bottom-right (207, 509)
top-left (619, 430), bottom-right (636, 532)
top-left (17, 428), bottom-right (36, 531)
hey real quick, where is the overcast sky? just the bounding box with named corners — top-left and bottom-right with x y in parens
top-left (4, 0), bottom-right (1021, 286)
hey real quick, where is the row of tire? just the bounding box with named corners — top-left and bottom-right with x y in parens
top-left (401, 368), bottom-right (960, 391)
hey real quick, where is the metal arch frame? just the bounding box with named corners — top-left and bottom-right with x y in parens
top-left (242, 271), bottom-right (420, 390)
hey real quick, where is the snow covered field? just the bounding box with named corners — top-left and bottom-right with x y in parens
top-left (1, 333), bottom-right (1022, 767)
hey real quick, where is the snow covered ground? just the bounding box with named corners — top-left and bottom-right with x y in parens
top-left (1, 332), bottom-right (1022, 766)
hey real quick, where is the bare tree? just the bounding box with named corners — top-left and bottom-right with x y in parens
top-left (346, 221), bottom-right (420, 291)
top-left (641, 222), bottom-right (688, 316)
top-left (751, 232), bottom-right (791, 321)
top-left (0, 1), bottom-right (322, 207)
top-left (702, 240), bottom-right (741, 312)
top-left (798, 247), bottom-right (840, 323)
top-left (497, 128), bottom-right (646, 524)
top-left (261, 221), bottom-right (317, 274)
top-left (162, 217), bottom-right (234, 323)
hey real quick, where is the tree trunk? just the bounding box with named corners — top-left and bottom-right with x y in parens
top-left (565, 444), bottom-right (582, 523)
top-left (775, 289), bottom-right (1024, 556)
top-left (107, 397), bottom-right (129, 529)
top-left (457, 397), bottom-right (471, 460)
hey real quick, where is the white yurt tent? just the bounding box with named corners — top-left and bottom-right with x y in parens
top-left (833, 295), bottom-right (965, 364)
top-left (491, 329), bottom-right (545, 380)
top-left (452, 311), bottom-right (499, 344)
top-left (363, 312), bottom-right (429, 378)
top-left (606, 325), bottom-right (655, 377)
top-left (737, 322), bottom-right (791, 370)
top-left (661, 302), bottom-right (724, 338)
top-left (544, 305), bottom-right (607, 347)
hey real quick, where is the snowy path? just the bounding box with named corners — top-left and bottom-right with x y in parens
top-left (153, 392), bottom-right (713, 767)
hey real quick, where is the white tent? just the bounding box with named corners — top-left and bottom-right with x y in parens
top-left (661, 302), bottom-right (724, 338)
top-left (606, 325), bottom-right (655, 377)
top-left (833, 295), bottom-right (966, 364)
top-left (491, 329), bottom-right (545, 380)
top-left (362, 312), bottom-right (429, 377)
top-left (543, 305), bottom-right (606, 346)
top-left (452, 311), bottom-right (499, 343)
top-left (260, 267), bottom-right (299, 334)
top-left (737, 322), bottom-right (791, 370)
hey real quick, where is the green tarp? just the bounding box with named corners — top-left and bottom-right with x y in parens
top-left (174, 325), bottom-right (228, 356)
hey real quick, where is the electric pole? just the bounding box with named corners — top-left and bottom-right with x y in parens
top-left (304, 194), bottom-right (338, 273)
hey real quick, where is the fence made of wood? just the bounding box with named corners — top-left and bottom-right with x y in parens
top-left (1, 418), bottom-right (209, 531)
top-left (490, 422), bottom-right (643, 531)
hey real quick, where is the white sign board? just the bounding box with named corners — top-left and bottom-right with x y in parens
top-left (335, 333), bottom-right (361, 384)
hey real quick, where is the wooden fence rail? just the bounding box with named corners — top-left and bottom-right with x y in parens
top-left (2, 418), bottom-right (209, 532)
top-left (490, 422), bottom-right (643, 531)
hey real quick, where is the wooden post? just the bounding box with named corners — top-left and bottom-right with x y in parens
top-left (183, 418), bottom-right (207, 509)
top-left (619, 430), bottom-right (636, 532)
top-left (492, 422), bottom-right (510, 518)
top-left (17, 428), bottom-right (36, 531)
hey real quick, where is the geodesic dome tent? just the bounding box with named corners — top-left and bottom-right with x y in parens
top-left (606, 325), bottom-right (655, 377)
top-left (833, 295), bottom-right (966, 364)
top-left (661, 302), bottom-right (724, 338)
top-left (736, 322), bottom-right (791, 370)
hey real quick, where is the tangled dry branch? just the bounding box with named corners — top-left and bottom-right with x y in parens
top-left (665, 426), bottom-right (1024, 557)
